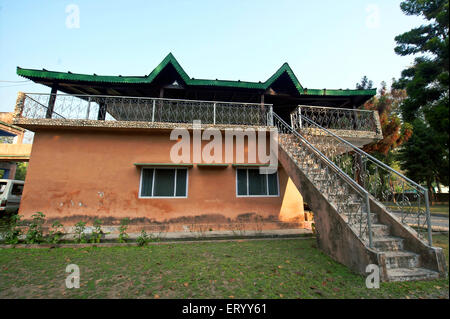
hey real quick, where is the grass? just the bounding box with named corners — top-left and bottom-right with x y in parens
top-left (429, 204), bottom-right (449, 217)
top-left (0, 234), bottom-right (448, 299)
top-left (382, 202), bottom-right (448, 217)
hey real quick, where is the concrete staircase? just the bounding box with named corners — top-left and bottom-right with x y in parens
top-left (272, 112), bottom-right (447, 282)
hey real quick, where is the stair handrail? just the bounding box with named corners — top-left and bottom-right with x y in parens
top-left (272, 112), bottom-right (374, 247)
top-left (295, 110), bottom-right (432, 246)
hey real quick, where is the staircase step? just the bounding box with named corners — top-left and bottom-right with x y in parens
top-left (370, 224), bottom-right (390, 237)
top-left (373, 236), bottom-right (404, 251)
top-left (383, 251), bottom-right (420, 269)
top-left (386, 267), bottom-right (439, 282)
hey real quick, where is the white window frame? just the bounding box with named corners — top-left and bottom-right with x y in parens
top-left (139, 167), bottom-right (188, 199)
top-left (235, 168), bottom-right (279, 198)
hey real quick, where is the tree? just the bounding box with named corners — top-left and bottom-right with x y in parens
top-left (362, 82), bottom-right (413, 165)
top-left (397, 118), bottom-right (449, 198)
top-left (393, 0), bottom-right (449, 194)
top-left (356, 76), bottom-right (374, 90)
top-left (14, 162), bottom-right (28, 181)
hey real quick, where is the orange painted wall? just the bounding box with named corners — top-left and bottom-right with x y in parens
top-left (19, 128), bottom-right (307, 229)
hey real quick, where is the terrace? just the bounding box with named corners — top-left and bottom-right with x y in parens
top-left (13, 93), bottom-right (382, 145)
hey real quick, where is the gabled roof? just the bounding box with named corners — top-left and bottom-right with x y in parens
top-left (16, 53), bottom-right (376, 97)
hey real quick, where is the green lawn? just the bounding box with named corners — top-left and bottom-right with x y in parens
top-left (429, 204), bottom-right (449, 217)
top-left (0, 235), bottom-right (448, 299)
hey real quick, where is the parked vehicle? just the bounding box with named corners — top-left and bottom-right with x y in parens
top-left (0, 179), bottom-right (24, 214)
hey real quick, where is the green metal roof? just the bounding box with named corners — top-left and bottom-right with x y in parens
top-left (17, 53), bottom-right (376, 97)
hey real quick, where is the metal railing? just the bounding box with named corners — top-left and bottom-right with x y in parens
top-left (292, 105), bottom-right (380, 133)
top-left (273, 112), bottom-right (374, 246)
top-left (291, 111), bottom-right (432, 245)
top-left (18, 93), bottom-right (274, 126)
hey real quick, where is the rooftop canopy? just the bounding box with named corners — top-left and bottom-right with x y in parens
top-left (17, 53), bottom-right (376, 114)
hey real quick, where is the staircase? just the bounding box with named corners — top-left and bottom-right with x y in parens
top-left (272, 111), bottom-right (447, 282)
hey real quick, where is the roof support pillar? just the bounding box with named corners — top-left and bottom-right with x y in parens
top-left (97, 102), bottom-right (107, 120)
top-left (46, 85), bottom-right (58, 118)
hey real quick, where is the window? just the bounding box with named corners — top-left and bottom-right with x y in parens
top-left (140, 168), bottom-right (188, 198)
top-left (11, 184), bottom-right (24, 196)
top-left (236, 168), bottom-right (279, 197)
top-left (0, 182), bottom-right (7, 195)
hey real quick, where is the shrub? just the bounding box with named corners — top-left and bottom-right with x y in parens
top-left (118, 218), bottom-right (129, 243)
top-left (136, 230), bottom-right (149, 246)
top-left (3, 214), bottom-right (23, 244)
top-left (47, 221), bottom-right (65, 244)
top-left (91, 219), bottom-right (104, 244)
top-left (25, 212), bottom-right (46, 244)
top-left (74, 221), bottom-right (87, 243)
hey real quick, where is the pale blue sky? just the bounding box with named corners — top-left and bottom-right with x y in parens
top-left (0, 0), bottom-right (425, 112)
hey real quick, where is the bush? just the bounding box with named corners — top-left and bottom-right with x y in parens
top-left (136, 230), bottom-right (150, 246)
top-left (47, 221), bottom-right (65, 244)
top-left (74, 221), bottom-right (87, 243)
top-left (3, 214), bottom-right (23, 244)
top-left (118, 218), bottom-right (129, 243)
top-left (91, 219), bottom-right (104, 244)
top-left (25, 212), bottom-right (45, 244)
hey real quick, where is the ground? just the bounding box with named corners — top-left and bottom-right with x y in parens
top-left (429, 204), bottom-right (449, 217)
top-left (0, 234), bottom-right (448, 299)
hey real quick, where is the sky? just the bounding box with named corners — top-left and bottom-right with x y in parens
top-left (0, 0), bottom-right (426, 112)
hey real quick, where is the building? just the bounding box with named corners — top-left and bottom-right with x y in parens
top-left (13, 53), bottom-right (446, 281)
top-left (0, 113), bottom-right (32, 179)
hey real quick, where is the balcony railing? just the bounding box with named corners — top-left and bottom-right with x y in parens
top-left (291, 105), bottom-right (381, 134)
top-left (16, 93), bottom-right (274, 127)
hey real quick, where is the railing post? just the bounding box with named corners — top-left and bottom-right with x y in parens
top-left (14, 92), bottom-right (26, 119)
top-left (86, 97), bottom-right (91, 119)
top-left (424, 190), bottom-right (433, 246)
top-left (268, 105), bottom-right (273, 126)
top-left (298, 107), bottom-right (302, 129)
top-left (366, 193), bottom-right (373, 248)
top-left (152, 99), bottom-right (156, 123)
top-left (213, 102), bottom-right (216, 125)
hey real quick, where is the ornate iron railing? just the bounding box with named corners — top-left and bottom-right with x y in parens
top-left (292, 105), bottom-right (381, 133)
top-left (273, 112), bottom-right (374, 246)
top-left (18, 93), bottom-right (273, 126)
top-left (291, 112), bottom-right (432, 245)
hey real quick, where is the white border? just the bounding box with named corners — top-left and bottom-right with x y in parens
top-left (235, 168), bottom-right (280, 198)
top-left (138, 167), bottom-right (188, 199)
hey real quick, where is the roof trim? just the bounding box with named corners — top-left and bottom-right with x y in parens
top-left (17, 53), bottom-right (376, 97)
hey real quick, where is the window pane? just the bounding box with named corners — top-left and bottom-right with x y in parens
top-left (237, 169), bottom-right (247, 196)
top-left (11, 184), bottom-right (24, 196)
top-left (175, 169), bottom-right (187, 197)
top-left (141, 169), bottom-right (153, 197)
top-left (248, 169), bottom-right (267, 195)
top-left (153, 169), bottom-right (175, 196)
top-left (268, 172), bottom-right (278, 195)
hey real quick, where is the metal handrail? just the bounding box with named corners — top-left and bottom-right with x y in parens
top-left (296, 105), bottom-right (380, 133)
top-left (299, 114), bottom-right (426, 192)
top-left (22, 93), bottom-right (274, 107)
top-left (18, 93), bottom-right (273, 127)
top-left (298, 104), bottom-right (376, 113)
top-left (297, 113), bottom-right (432, 245)
top-left (273, 112), bottom-right (373, 247)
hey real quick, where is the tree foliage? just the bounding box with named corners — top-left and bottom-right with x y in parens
top-left (397, 118), bottom-right (449, 196)
top-left (362, 82), bottom-right (413, 163)
top-left (393, 0), bottom-right (449, 192)
top-left (356, 76), bottom-right (374, 90)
